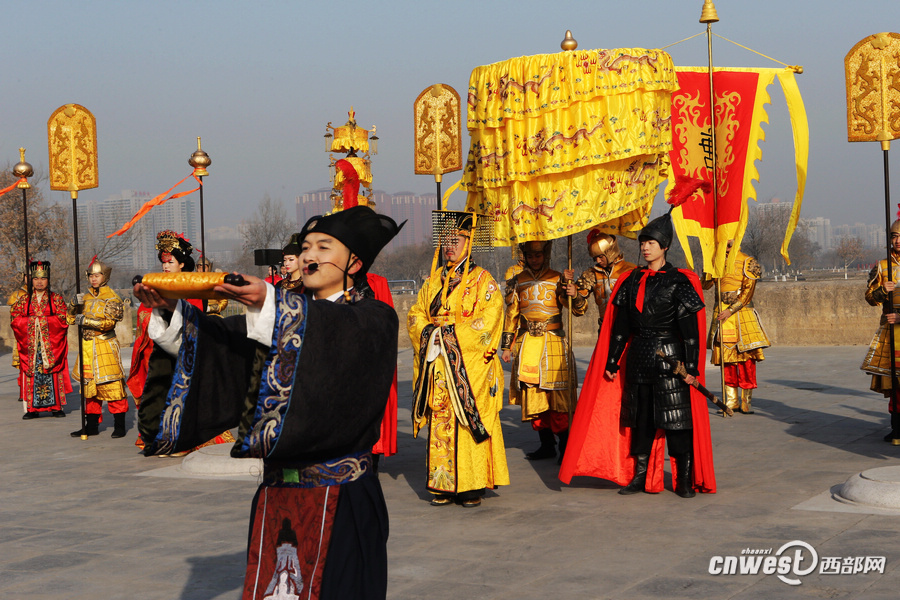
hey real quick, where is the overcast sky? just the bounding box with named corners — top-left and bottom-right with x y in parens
top-left (5, 0), bottom-right (899, 232)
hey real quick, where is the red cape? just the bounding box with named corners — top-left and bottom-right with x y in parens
top-left (559, 268), bottom-right (716, 494)
top-left (367, 273), bottom-right (398, 458)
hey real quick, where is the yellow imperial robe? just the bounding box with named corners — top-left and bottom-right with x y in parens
top-left (68, 285), bottom-right (127, 401)
top-left (502, 267), bottom-right (573, 421)
top-left (862, 253), bottom-right (900, 395)
top-left (409, 262), bottom-right (510, 496)
top-left (572, 259), bottom-right (636, 332)
top-left (703, 251), bottom-right (770, 365)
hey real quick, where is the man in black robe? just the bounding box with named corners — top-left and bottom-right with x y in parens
top-left (135, 206), bottom-right (403, 600)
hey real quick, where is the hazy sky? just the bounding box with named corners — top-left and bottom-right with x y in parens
top-left (5, 0), bottom-right (900, 232)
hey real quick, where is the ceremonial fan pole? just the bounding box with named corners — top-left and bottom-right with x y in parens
top-left (13, 149), bottom-right (34, 415)
top-left (697, 0), bottom-right (729, 409)
top-left (414, 84), bottom-right (463, 267)
top-left (47, 104), bottom-right (99, 441)
top-left (13, 149), bottom-right (34, 284)
top-left (189, 138), bottom-right (211, 262)
top-left (845, 33), bottom-right (900, 430)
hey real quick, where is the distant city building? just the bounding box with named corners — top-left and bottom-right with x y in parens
top-left (295, 189), bottom-right (435, 251)
top-left (832, 222), bottom-right (885, 250)
top-left (76, 189), bottom-right (201, 273)
top-left (801, 216), bottom-right (832, 250)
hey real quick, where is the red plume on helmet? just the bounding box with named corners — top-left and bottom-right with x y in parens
top-left (667, 175), bottom-right (712, 208)
top-left (334, 159), bottom-right (360, 209)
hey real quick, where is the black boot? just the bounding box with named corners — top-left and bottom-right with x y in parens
top-left (619, 454), bottom-right (649, 495)
top-left (884, 413), bottom-right (900, 443)
top-left (111, 413), bottom-right (127, 438)
top-left (674, 453), bottom-right (696, 498)
top-left (71, 414), bottom-right (100, 437)
top-left (556, 430), bottom-right (569, 465)
top-left (525, 428), bottom-right (556, 460)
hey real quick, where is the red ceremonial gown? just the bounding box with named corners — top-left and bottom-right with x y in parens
top-left (11, 290), bottom-right (72, 412)
top-left (559, 269), bottom-right (716, 494)
top-left (367, 273), bottom-right (398, 458)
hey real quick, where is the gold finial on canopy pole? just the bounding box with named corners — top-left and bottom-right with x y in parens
top-left (700, 0), bottom-right (719, 23)
top-left (560, 30), bottom-right (578, 51)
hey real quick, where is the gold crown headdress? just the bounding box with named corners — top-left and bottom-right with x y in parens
top-left (156, 230), bottom-right (192, 254)
top-left (29, 260), bottom-right (50, 279)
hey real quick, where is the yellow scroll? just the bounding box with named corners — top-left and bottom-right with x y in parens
top-left (137, 272), bottom-right (243, 300)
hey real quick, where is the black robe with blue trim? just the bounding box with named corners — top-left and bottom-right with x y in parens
top-left (138, 289), bottom-right (398, 599)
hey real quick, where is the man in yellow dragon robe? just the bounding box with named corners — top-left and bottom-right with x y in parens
top-left (408, 211), bottom-right (509, 508)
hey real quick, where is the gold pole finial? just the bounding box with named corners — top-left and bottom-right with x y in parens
top-left (189, 136), bottom-right (211, 176)
top-left (700, 0), bottom-right (719, 23)
top-left (561, 30), bottom-right (578, 51)
top-left (13, 147), bottom-right (33, 189)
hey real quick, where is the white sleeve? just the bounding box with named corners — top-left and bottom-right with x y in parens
top-left (245, 282), bottom-right (276, 348)
top-left (148, 300), bottom-right (186, 356)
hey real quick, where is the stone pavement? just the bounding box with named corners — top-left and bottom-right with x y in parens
top-left (2, 345), bottom-right (900, 599)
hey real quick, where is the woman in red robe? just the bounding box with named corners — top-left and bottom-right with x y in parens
top-left (11, 261), bottom-right (71, 419)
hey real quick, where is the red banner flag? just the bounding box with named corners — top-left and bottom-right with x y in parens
top-left (667, 67), bottom-right (808, 277)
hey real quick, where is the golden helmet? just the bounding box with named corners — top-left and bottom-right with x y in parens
top-left (85, 258), bottom-right (112, 285)
top-left (891, 220), bottom-right (900, 236)
top-left (587, 229), bottom-right (622, 262)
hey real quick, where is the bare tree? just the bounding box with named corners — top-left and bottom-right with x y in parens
top-left (741, 201), bottom-right (795, 275)
top-left (237, 193), bottom-right (294, 276)
top-left (0, 168), bottom-right (73, 298)
top-left (785, 220), bottom-right (820, 271)
top-left (834, 236), bottom-right (865, 274)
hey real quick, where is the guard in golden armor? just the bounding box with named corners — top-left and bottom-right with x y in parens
top-left (702, 240), bottom-right (770, 414)
top-left (572, 230), bottom-right (636, 333)
top-left (197, 257), bottom-right (228, 317)
top-left (862, 219), bottom-right (900, 443)
top-left (68, 259), bottom-right (129, 438)
top-left (501, 240), bottom-right (577, 462)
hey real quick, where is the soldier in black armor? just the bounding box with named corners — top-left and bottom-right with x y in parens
top-left (604, 212), bottom-right (706, 498)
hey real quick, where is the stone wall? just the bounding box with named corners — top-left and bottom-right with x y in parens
top-left (0, 280), bottom-right (878, 353)
top-left (391, 278), bottom-right (881, 349)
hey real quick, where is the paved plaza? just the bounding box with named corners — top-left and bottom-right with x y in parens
top-left (2, 344), bottom-right (899, 599)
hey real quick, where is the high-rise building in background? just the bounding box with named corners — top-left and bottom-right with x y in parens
top-left (295, 189), bottom-right (436, 251)
top-left (76, 190), bottom-right (201, 272)
top-left (832, 222), bottom-right (885, 250)
top-left (801, 216), bottom-right (832, 250)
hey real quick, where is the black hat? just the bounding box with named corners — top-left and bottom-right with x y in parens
top-left (299, 206), bottom-right (405, 271)
top-left (282, 233), bottom-right (302, 256)
top-left (638, 212), bottom-right (673, 249)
